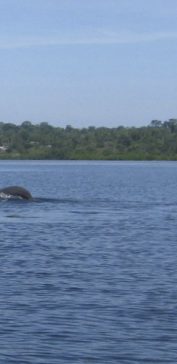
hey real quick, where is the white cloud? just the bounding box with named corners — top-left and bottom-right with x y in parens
top-left (0, 31), bottom-right (177, 49)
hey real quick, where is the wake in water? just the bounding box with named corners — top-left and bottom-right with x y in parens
top-left (0, 193), bottom-right (82, 205)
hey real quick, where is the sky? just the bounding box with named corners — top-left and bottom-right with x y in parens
top-left (0, 0), bottom-right (177, 128)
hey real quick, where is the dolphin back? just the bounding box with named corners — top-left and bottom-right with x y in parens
top-left (0, 186), bottom-right (32, 200)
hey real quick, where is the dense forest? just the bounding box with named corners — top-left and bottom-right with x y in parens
top-left (0, 119), bottom-right (177, 160)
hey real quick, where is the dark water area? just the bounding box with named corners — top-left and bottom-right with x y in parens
top-left (0, 160), bottom-right (177, 363)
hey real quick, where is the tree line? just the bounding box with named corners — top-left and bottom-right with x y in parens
top-left (0, 119), bottom-right (177, 160)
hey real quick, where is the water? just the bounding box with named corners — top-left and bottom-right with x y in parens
top-left (0, 160), bottom-right (177, 363)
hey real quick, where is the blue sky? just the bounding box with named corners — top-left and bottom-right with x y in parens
top-left (0, 0), bottom-right (177, 127)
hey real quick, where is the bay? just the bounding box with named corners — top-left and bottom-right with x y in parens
top-left (0, 160), bottom-right (177, 363)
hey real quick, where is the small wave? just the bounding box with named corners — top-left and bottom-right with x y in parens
top-left (0, 192), bottom-right (24, 200)
top-left (0, 192), bottom-right (12, 199)
top-left (0, 193), bottom-right (30, 204)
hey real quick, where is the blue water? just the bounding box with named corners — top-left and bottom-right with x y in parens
top-left (0, 161), bottom-right (177, 363)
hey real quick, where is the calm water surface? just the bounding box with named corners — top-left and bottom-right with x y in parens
top-left (0, 161), bottom-right (177, 363)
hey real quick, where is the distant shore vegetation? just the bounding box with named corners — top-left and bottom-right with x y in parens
top-left (0, 119), bottom-right (177, 160)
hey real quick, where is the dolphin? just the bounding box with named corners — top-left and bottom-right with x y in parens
top-left (0, 186), bottom-right (32, 200)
